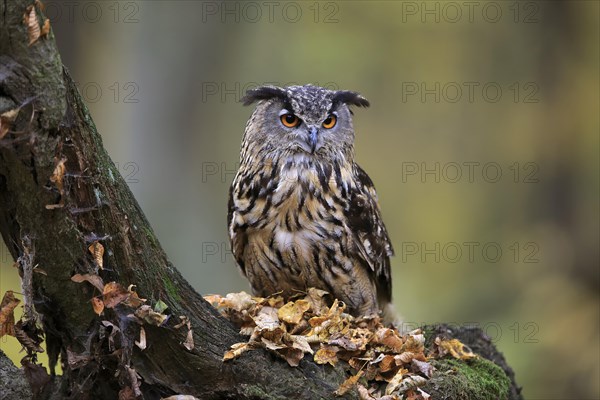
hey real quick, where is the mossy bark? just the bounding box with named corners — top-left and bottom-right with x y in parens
top-left (0, 1), bottom-right (521, 399)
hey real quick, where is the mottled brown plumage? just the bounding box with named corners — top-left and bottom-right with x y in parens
top-left (228, 85), bottom-right (393, 317)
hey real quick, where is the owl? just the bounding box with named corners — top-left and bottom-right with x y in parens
top-left (227, 85), bottom-right (394, 318)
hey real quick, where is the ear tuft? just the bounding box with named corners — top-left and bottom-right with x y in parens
top-left (241, 86), bottom-right (288, 106)
top-left (332, 91), bottom-right (370, 108)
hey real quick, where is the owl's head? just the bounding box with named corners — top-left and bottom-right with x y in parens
top-left (240, 85), bottom-right (369, 161)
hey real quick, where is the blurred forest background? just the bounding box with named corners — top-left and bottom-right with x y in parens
top-left (1, 1), bottom-right (598, 399)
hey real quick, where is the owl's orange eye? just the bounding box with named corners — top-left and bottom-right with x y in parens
top-left (322, 114), bottom-right (337, 129)
top-left (280, 113), bottom-right (300, 128)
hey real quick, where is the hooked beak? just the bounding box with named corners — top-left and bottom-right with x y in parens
top-left (308, 126), bottom-right (319, 154)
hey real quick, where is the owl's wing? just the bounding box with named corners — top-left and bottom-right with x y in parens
top-left (346, 164), bottom-right (394, 303)
top-left (227, 184), bottom-right (248, 276)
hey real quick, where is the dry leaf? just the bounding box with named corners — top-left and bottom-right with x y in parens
top-left (23, 5), bottom-right (40, 46)
top-left (289, 334), bottom-right (313, 354)
top-left (40, 18), bottom-right (50, 38)
top-left (71, 273), bottom-right (105, 291)
top-left (182, 328), bottom-right (194, 351)
top-left (101, 321), bottom-right (120, 352)
top-left (91, 297), bottom-right (104, 315)
top-left (223, 342), bottom-right (250, 361)
top-left (135, 305), bottom-right (168, 326)
top-left (124, 288), bottom-right (146, 308)
top-left (205, 291), bottom-right (256, 312)
top-left (373, 328), bottom-right (404, 353)
top-left (304, 287), bottom-right (329, 315)
top-left (252, 306), bottom-right (280, 330)
top-left (118, 386), bottom-right (136, 400)
top-left (88, 241), bottom-right (104, 269)
top-left (46, 157), bottom-right (67, 209)
top-left (385, 368), bottom-right (409, 395)
top-left (411, 359), bottom-right (434, 378)
top-left (278, 347), bottom-right (304, 367)
top-left (377, 355), bottom-right (397, 373)
top-left (335, 370), bottom-right (364, 396)
top-left (21, 358), bottom-right (50, 395)
top-left (135, 327), bottom-right (146, 350)
top-left (0, 291), bottom-right (20, 338)
top-left (66, 349), bottom-right (92, 369)
top-left (314, 345), bottom-right (338, 366)
top-left (396, 351), bottom-right (417, 364)
top-left (103, 282), bottom-right (130, 308)
top-left (278, 299), bottom-right (310, 325)
top-left (357, 384), bottom-right (377, 400)
top-left (125, 365), bottom-right (142, 397)
top-left (14, 321), bottom-right (44, 353)
top-left (434, 337), bottom-right (477, 360)
top-left (174, 315), bottom-right (190, 330)
top-left (396, 375), bottom-right (427, 395)
top-left (0, 108), bottom-right (20, 139)
top-left (154, 299), bottom-right (168, 314)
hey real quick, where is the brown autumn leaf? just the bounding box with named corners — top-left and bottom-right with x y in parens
top-left (357, 384), bottom-right (378, 400)
top-left (134, 305), bottom-right (168, 326)
top-left (40, 18), bottom-right (50, 38)
top-left (124, 285), bottom-right (146, 308)
top-left (304, 287), bottom-right (330, 315)
top-left (205, 291), bottom-right (256, 312)
top-left (385, 368), bottom-right (409, 395)
top-left (434, 337), bottom-right (477, 360)
top-left (335, 370), bottom-right (364, 396)
top-left (402, 331), bottom-right (425, 353)
top-left (329, 331), bottom-right (363, 352)
top-left (372, 327), bottom-right (404, 353)
top-left (313, 345), bottom-right (339, 366)
top-left (118, 386), bottom-right (137, 400)
top-left (174, 315), bottom-right (190, 330)
top-left (0, 291), bottom-right (20, 338)
top-left (45, 157), bottom-right (67, 209)
top-left (396, 351), bottom-right (418, 365)
top-left (23, 5), bottom-right (40, 46)
top-left (394, 375), bottom-right (428, 395)
top-left (278, 299), bottom-right (310, 325)
top-left (223, 342), bottom-right (251, 361)
top-left (91, 297), bottom-right (104, 315)
top-left (411, 359), bottom-right (435, 378)
top-left (0, 108), bottom-right (20, 139)
top-left (14, 321), bottom-right (44, 353)
top-left (377, 354), bottom-right (398, 373)
top-left (277, 347), bottom-right (304, 367)
top-left (102, 282), bottom-right (130, 308)
top-left (202, 294), bottom-right (222, 306)
top-left (288, 334), bottom-right (313, 354)
top-left (252, 306), bottom-right (280, 330)
top-left (88, 241), bottom-right (104, 269)
top-left (21, 358), bottom-right (51, 395)
top-left (71, 273), bottom-right (105, 291)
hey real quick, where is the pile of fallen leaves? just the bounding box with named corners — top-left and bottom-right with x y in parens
top-left (204, 289), bottom-right (477, 399)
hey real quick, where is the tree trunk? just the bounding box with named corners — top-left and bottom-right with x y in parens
top-left (0, 1), bottom-right (521, 399)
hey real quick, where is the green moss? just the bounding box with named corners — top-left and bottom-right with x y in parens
top-left (423, 358), bottom-right (510, 400)
top-left (143, 226), bottom-right (159, 249)
top-left (241, 385), bottom-right (274, 399)
top-left (162, 276), bottom-right (182, 302)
